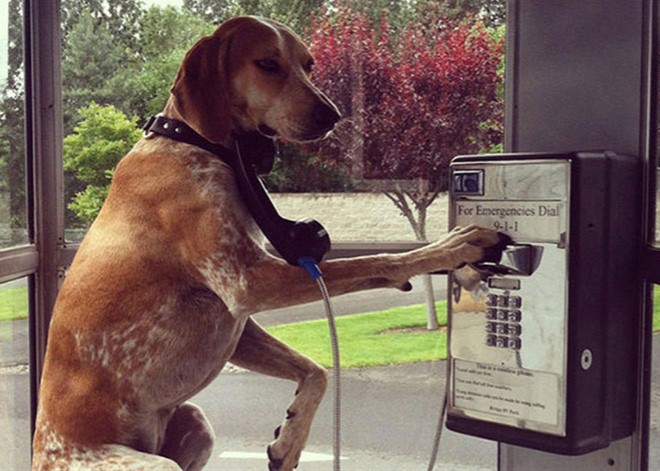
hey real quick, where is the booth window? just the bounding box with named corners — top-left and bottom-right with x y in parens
top-left (0, 0), bottom-right (27, 249)
top-left (0, 1), bottom-right (31, 469)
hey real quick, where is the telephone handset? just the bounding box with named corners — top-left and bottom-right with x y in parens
top-left (466, 234), bottom-right (542, 277)
top-left (142, 116), bottom-right (331, 266)
top-left (233, 132), bottom-right (331, 266)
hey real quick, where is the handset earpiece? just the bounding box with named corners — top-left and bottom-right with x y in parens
top-left (232, 133), bottom-right (331, 266)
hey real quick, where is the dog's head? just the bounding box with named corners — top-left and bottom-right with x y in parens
top-left (169, 16), bottom-right (341, 145)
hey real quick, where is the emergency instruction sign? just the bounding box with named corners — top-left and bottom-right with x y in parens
top-left (455, 200), bottom-right (564, 243)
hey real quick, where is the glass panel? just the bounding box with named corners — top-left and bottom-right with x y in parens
top-left (57, 1), bottom-right (504, 469)
top-left (650, 285), bottom-right (660, 468)
top-left (0, 277), bottom-right (31, 469)
top-left (0, 0), bottom-right (28, 248)
top-left (61, 0), bottom-right (505, 245)
top-left (653, 175), bottom-right (660, 245)
top-left (656, 3), bottom-right (660, 246)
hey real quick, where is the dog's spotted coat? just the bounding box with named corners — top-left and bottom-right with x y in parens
top-left (32, 16), bottom-right (498, 471)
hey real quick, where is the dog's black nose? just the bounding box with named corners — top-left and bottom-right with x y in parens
top-left (314, 103), bottom-right (341, 130)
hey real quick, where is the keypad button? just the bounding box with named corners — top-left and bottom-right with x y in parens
top-left (509, 337), bottom-right (522, 350)
top-left (496, 323), bottom-right (509, 334)
top-left (496, 336), bottom-right (509, 348)
top-left (497, 310), bottom-right (509, 321)
top-left (485, 335), bottom-right (497, 347)
top-left (497, 296), bottom-right (509, 308)
top-left (508, 310), bottom-right (522, 322)
top-left (509, 296), bottom-right (522, 308)
top-left (486, 294), bottom-right (498, 306)
top-left (508, 324), bottom-right (522, 336)
top-left (485, 322), bottom-right (497, 333)
top-left (485, 308), bottom-right (498, 320)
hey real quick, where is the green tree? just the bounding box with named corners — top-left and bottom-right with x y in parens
top-left (340, 0), bottom-right (416, 31)
top-left (138, 6), bottom-right (215, 61)
top-left (62, 11), bottom-right (130, 133)
top-left (183, 0), bottom-right (237, 23)
top-left (60, 5), bottom-right (218, 226)
top-left (264, 146), bottom-right (355, 192)
top-left (113, 6), bottom-right (215, 123)
top-left (183, 0), bottom-right (324, 32)
top-left (0, 0), bottom-right (27, 245)
top-left (415, 0), bottom-right (506, 30)
top-left (61, 0), bottom-right (145, 52)
top-left (64, 103), bottom-right (142, 225)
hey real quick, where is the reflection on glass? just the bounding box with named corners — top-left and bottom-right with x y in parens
top-left (0, 277), bottom-right (30, 469)
top-left (650, 286), bottom-right (660, 468)
top-left (57, 1), bottom-right (504, 468)
top-left (60, 1), bottom-right (504, 245)
top-left (0, 0), bottom-right (28, 249)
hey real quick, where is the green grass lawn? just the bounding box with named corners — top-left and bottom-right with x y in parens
top-left (269, 287), bottom-right (660, 369)
top-left (655, 289), bottom-right (660, 332)
top-left (0, 285), bottom-right (28, 322)
top-left (267, 302), bottom-right (448, 368)
top-left (1, 283), bottom-right (660, 369)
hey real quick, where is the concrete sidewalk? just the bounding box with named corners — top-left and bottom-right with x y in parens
top-left (0, 318), bottom-right (28, 369)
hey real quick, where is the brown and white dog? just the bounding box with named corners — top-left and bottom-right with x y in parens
top-left (32, 16), bottom-right (498, 471)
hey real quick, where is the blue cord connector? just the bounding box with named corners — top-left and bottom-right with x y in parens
top-left (298, 256), bottom-right (323, 281)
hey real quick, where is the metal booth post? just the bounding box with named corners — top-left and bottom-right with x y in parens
top-left (500, 0), bottom-right (655, 470)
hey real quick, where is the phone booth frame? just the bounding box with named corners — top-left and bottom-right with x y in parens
top-left (499, 1), bottom-right (657, 469)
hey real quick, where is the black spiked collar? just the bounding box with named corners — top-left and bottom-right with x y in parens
top-left (143, 115), bottom-right (277, 175)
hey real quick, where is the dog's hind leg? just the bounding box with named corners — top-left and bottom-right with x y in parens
top-left (229, 317), bottom-right (328, 471)
top-left (158, 403), bottom-right (215, 471)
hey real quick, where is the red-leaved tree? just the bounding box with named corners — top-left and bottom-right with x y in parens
top-left (307, 3), bottom-right (503, 328)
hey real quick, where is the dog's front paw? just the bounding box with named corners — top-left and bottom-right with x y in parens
top-left (442, 225), bottom-right (501, 268)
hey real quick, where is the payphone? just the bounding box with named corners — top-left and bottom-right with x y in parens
top-left (446, 151), bottom-right (642, 455)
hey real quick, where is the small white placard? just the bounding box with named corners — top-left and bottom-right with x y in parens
top-left (455, 200), bottom-right (564, 242)
top-left (452, 359), bottom-right (563, 434)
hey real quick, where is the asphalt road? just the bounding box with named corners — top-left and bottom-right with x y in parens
top-left (200, 275), bottom-right (489, 470)
top-left (195, 361), bottom-right (496, 471)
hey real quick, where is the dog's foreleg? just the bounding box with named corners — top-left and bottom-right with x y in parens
top-left (230, 318), bottom-right (328, 471)
top-left (231, 225), bottom-right (498, 316)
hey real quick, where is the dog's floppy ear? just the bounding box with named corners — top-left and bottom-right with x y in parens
top-left (170, 18), bottom-right (249, 143)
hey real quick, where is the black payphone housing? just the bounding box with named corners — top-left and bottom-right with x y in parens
top-left (446, 151), bottom-right (642, 455)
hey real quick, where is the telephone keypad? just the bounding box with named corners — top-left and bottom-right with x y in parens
top-left (483, 289), bottom-right (523, 350)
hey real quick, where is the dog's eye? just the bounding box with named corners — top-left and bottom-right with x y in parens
top-left (255, 59), bottom-right (281, 73)
top-left (304, 59), bottom-right (315, 74)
